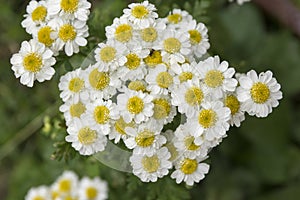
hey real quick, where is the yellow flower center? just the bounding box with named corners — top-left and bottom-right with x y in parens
top-left (94, 105), bottom-right (110, 124)
top-left (78, 127), bottom-right (97, 145)
top-left (144, 50), bottom-right (162, 67)
top-left (167, 13), bottom-right (182, 24)
top-left (165, 142), bottom-right (178, 161)
top-left (86, 187), bottom-right (98, 199)
top-left (204, 70), bottom-right (224, 88)
top-left (156, 72), bottom-right (173, 88)
top-left (33, 196), bottom-right (44, 200)
top-left (115, 24), bottom-right (133, 43)
top-left (163, 38), bottom-right (181, 53)
top-left (135, 129), bottom-right (155, 147)
top-left (59, 24), bottom-right (77, 42)
top-left (153, 98), bottom-right (171, 119)
top-left (64, 195), bottom-right (76, 200)
top-left (180, 158), bottom-right (198, 174)
top-left (141, 27), bottom-right (157, 42)
top-left (142, 155), bottom-right (160, 173)
top-left (38, 26), bottom-right (54, 47)
top-left (89, 69), bottom-right (110, 90)
top-left (100, 46), bottom-right (116, 63)
top-left (70, 102), bottom-right (86, 118)
top-left (128, 81), bottom-right (147, 92)
top-left (185, 86), bottom-right (204, 106)
top-left (188, 30), bottom-right (202, 44)
top-left (250, 82), bottom-right (270, 104)
top-left (68, 77), bottom-right (84, 93)
top-left (23, 53), bottom-right (42, 72)
top-left (184, 136), bottom-right (200, 151)
top-left (58, 179), bottom-right (71, 193)
top-left (127, 96), bottom-right (144, 114)
top-left (125, 53), bottom-right (141, 70)
top-left (179, 72), bottom-right (193, 82)
top-left (60, 0), bottom-right (79, 13)
top-left (131, 5), bottom-right (149, 19)
top-left (225, 95), bottom-right (240, 115)
top-left (31, 6), bottom-right (47, 22)
top-left (198, 109), bottom-right (217, 128)
top-left (114, 117), bottom-right (135, 135)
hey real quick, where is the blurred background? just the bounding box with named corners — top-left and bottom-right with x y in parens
top-left (1, 0), bottom-right (300, 199)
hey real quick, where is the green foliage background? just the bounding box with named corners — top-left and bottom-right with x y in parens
top-left (1, 0), bottom-right (300, 199)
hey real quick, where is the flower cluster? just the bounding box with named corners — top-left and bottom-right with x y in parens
top-left (10, 0), bottom-right (91, 87)
top-left (25, 171), bottom-right (108, 200)
top-left (57, 1), bottom-right (282, 186)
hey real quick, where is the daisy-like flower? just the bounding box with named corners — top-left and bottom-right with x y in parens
top-left (188, 101), bottom-right (231, 141)
top-left (109, 117), bottom-right (136, 144)
top-left (139, 19), bottom-right (166, 48)
top-left (83, 64), bottom-right (121, 101)
top-left (197, 56), bottom-right (238, 99)
top-left (171, 156), bottom-right (209, 186)
top-left (171, 79), bottom-right (207, 118)
top-left (152, 95), bottom-right (177, 124)
top-left (122, 1), bottom-right (158, 29)
top-left (48, 18), bottom-right (88, 56)
top-left (10, 39), bottom-right (56, 87)
top-left (66, 118), bottom-right (107, 155)
top-left (58, 68), bottom-right (89, 103)
top-left (153, 29), bottom-right (191, 66)
top-left (130, 147), bottom-right (172, 182)
top-left (78, 177), bottom-right (108, 200)
top-left (82, 99), bottom-right (119, 135)
top-left (174, 123), bottom-right (208, 159)
top-left (237, 70), bottom-right (282, 118)
top-left (25, 186), bottom-right (50, 200)
top-left (164, 9), bottom-right (193, 28)
top-left (145, 64), bottom-right (174, 95)
top-left (32, 24), bottom-right (59, 54)
top-left (48, 0), bottom-right (91, 21)
top-left (171, 62), bottom-right (200, 84)
top-left (51, 171), bottom-right (78, 197)
top-left (21, 0), bottom-right (49, 34)
top-left (124, 119), bottom-right (166, 156)
top-left (182, 20), bottom-right (210, 58)
top-left (59, 99), bottom-right (87, 126)
top-left (117, 89), bottom-right (154, 124)
top-left (223, 93), bottom-right (245, 127)
top-left (94, 40), bottom-right (127, 72)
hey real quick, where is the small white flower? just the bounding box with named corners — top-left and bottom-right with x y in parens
top-left (223, 93), bottom-right (245, 127)
top-left (51, 171), bottom-right (78, 196)
top-left (164, 9), bottom-right (193, 28)
top-left (117, 89), bottom-right (154, 124)
top-left (152, 95), bottom-right (177, 125)
top-left (66, 118), bottom-right (107, 155)
top-left (197, 56), bottom-right (238, 99)
top-left (25, 186), bottom-right (50, 200)
top-left (109, 117), bottom-right (136, 144)
top-left (58, 68), bottom-right (89, 103)
top-left (59, 99), bottom-right (87, 126)
top-left (10, 39), bottom-right (56, 87)
top-left (130, 147), bottom-right (172, 182)
top-left (78, 177), bottom-right (108, 200)
top-left (122, 1), bottom-right (158, 29)
top-left (139, 19), bottom-right (166, 48)
top-left (171, 156), bottom-right (209, 186)
top-left (237, 70), bottom-right (282, 117)
top-left (171, 62), bottom-right (200, 85)
top-left (229, 0), bottom-right (251, 5)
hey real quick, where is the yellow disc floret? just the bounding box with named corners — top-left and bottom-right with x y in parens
top-left (114, 117), bottom-right (135, 135)
top-left (204, 70), bottom-right (224, 88)
top-left (127, 96), bottom-right (144, 114)
top-left (100, 46), bottom-right (116, 63)
top-left (23, 53), bottom-right (42, 72)
top-left (185, 87), bottom-right (204, 106)
top-left (86, 187), bottom-right (98, 199)
top-left (156, 72), bottom-right (173, 88)
top-left (115, 24), bottom-right (132, 43)
top-left (68, 77), bottom-right (84, 93)
top-left (153, 98), bottom-right (171, 119)
top-left (225, 95), bottom-right (240, 115)
top-left (250, 82), bottom-right (270, 104)
top-left (58, 179), bottom-right (71, 193)
top-left (142, 155), bottom-right (160, 173)
top-left (184, 136), bottom-right (200, 151)
top-left (135, 129), bottom-right (155, 147)
top-left (31, 6), bottom-right (47, 22)
top-left (38, 26), bottom-right (54, 47)
top-left (59, 24), bottom-right (77, 42)
top-left (144, 50), bottom-right (162, 67)
top-left (188, 30), bottom-right (202, 45)
top-left (167, 13), bottom-right (182, 24)
top-left (131, 5), bottom-right (149, 19)
top-left (94, 105), bottom-right (110, 124)
top-left (125, 53), bottom-right (141, 70)
top-left (60, 0), bottom-right (79, 13)
top-left (70, 102), bottom-right (86, 118)
top-left (128, 81), bottom-right (147, 92)
top-left (33, 196), bottom-right (44, 200)
top-left (89, 69), bottom-right (110, 90)
top-left (163, 38), bottom-right (181, 53)
top-left (180, 158), bottom-right (198, 174)
top-left (179, 72), bottom-right (193, 83)
top-left (198, 109), bottom-right (217, 128)
top-left (78, 127), bottom-right (97, 145)
top-left (141, 27), bottom-right (157, 42)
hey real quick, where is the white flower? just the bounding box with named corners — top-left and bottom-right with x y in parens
top-left (48, 0), bottom-right (91, 21)
top-left (122, 1), bottom-right (158, 29)
top-left (124, 119), bottom-right (166, 156)
top-left (10, 39), bottom-right (56, 87)
top-left (223, 93), bottom-right (245, 127)
top-left (171, 62), bottom-right (200, 84)
top-left (152, 95), bottom-right (177, 125)
top-left (58, 68), bottom-right (89, 103)
top-left (48, 18), bottom-right (88, 56)
top-left (171, 156), bottom-right (209, 186)
top-left (78, 177), bottom-right (108, 200)
top-left (164, 9), bottom-right (193, 28)
top-left (25, 186), bottom-right (50, 200)
top-left (197, 56), bottom-right (238, 99)
top-left (109, 117), bottom-right (136, 144)
top-left (117, 89), bottom-right (154, 124)
top-left (51, 171), bottom-right (78, 197)
top-left (145, 64), bottom-right (174, 95)
top-left (237, 70), bottom-right (283, 117)
top-left (59, 99), bottom-right (87, 126)
top-left (94, 40), bottom-right (128, 72)
top-left (81, 99), bottom-right (119, 135)
top-left (188, 101), bottom-right (231, 141)
top-left (66, 118), bottom-right (107, 155)
top-left (21, 0), bottom-right (49, 34)
top-left (229, 0), bottom-right (251, 5)
top-left (130, 147), bottom-right (172, 182)
top-left (139, 19), bottom-right (166, 48)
